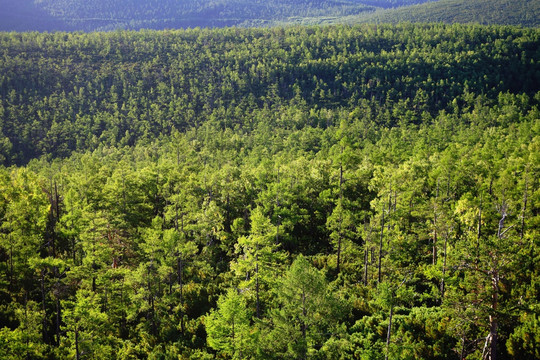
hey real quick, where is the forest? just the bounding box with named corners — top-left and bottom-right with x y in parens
top-left (1, 0), bottom-right (536, 32)
top-left (359, 0), bottom-right (540, 28)
top-left (0, 23), bottom-right (539, 359)
top-left (0, 0), bottom-right (436, 32)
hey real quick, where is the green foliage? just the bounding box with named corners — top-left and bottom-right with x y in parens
top-left (507, 310), bottom-right (540, 359)
top-left (265, 255), bottom-right (349, 359)
top-left (0, 24), bottom-right (539, 165)
top-left (206, 289), bottom-right (252, 359)
top-left (60, 289), bottom-right (116, 359)
top-left (0, 301), bottom-right (47, 359)
top-left (0, 23), bottom-right (538, 359)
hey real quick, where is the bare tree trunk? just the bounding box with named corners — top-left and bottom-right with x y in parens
top-left (488, 270), bottom-right (499, 360)
top-left (385, 304), bottom-right (394, 360)
top-left (487, 207), bottom-right (507, 360)
top-left (177, 254), bottom-right (184, 333)
top-left (363, 220), bottom-right (371, 286)
top-left (387, 192), bottom-right (392, 236)
top-left (440, 230), bottom-right (449, 302)
top-left (75, 327), bottom-right (80, 360)
top-left (255, 253), bottom-right (261, 318)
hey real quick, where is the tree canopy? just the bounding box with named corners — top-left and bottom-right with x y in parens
top-left (0, 23), bottom-right (539, 359)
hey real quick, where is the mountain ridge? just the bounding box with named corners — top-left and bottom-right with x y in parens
top-left (355, 0), bottom-right (540, 27)
top-left (0, 0), bottom-right (436, 31)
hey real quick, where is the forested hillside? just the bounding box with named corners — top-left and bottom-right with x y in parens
top-left (1, 24), bottom-right (539, 165)
top-left (0, 24), bottom-right (539, 359)
top-left (1, 0), bottom-right (537, 31)
top-left (358, 0), bottom-right (540, 27)
top-left (0, 0), bottom-right (435, 31)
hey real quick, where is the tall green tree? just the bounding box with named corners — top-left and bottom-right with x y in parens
top-left (206, 288), bottom-right (252, 359)
top-left (267, 255), bottom-right (347, 359)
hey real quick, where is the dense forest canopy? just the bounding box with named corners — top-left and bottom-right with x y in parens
top-left (0, 23), bottom-right (539, 359)
top-left (1, 23), bottom-right (539, 165)
top-left (0, 0), bottom-right (437, 31)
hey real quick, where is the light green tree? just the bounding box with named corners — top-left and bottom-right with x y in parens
top-left (231, 206), bottom-right (284, 318)
top-left (206, 288), bottom-right (252, 359)
top-left (59, 289), bottom-right (116, 359)
top-left (268, 255), bottom-right (347, 359)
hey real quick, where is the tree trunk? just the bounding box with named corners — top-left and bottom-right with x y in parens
top-left (9, 240), bottom-right (13, 292)
top-left (301, 289), bottom-right (307, 360)
top-left (337, 152), bottom-right (343, 274)
top-left (488, 270), bottom-right (499, 360)
top-left (433, 219), bottom-right (438, 265)
top-left (174, 201), bottom-right (179, 232)
top-left (378, 203), bottom-right (385, 284)
top-left (387, 192), bottom-right (392, 235)
top-left (385, 303), bottom-right (394, 360)
top-left (363, 220), bottom-right (371, 286)
top-left (177, 254), bottom-right (184, 333)
top-left (255, 255), bottom-right (261, 318)
top-left (75, 327), bottom-right (80, 360)
top-left (55, 298), bottom-right (61, 346)
top-left (487, 208), bottom-right (506, 360)
top-left (337, 233), bottom-right (342, 275)
top-left (460, 336), bottom-right (466, 360)
top-left (440, 231), bottom-right (448, 302)
top-left (408, 197), bottom-right (413, 231)
top-left (433, 180), bottom-right (441, 265)
top-left (364, 248), bottom-right (369, 286)
top-left (40, 270), bottom-right (49, 344)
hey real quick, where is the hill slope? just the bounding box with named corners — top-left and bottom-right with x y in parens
top-left (0, 23), bottom-right (538, 164)
top-left (357, 0), bottom-right (540, 27)
top-left (0, 0), bottom-right (435, 31)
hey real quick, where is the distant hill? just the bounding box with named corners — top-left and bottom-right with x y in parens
top-left (357, 0), bottom-right (540, 27)
top-left (0, 0), bottom-right (436, 31)
top-left (2, 0), bottom-right (535, 32)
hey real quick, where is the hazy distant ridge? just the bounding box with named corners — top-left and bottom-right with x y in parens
top-left (0, 0), bottom-right (435, 31)
top-left (357, 0), bottom-right (540, 27)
